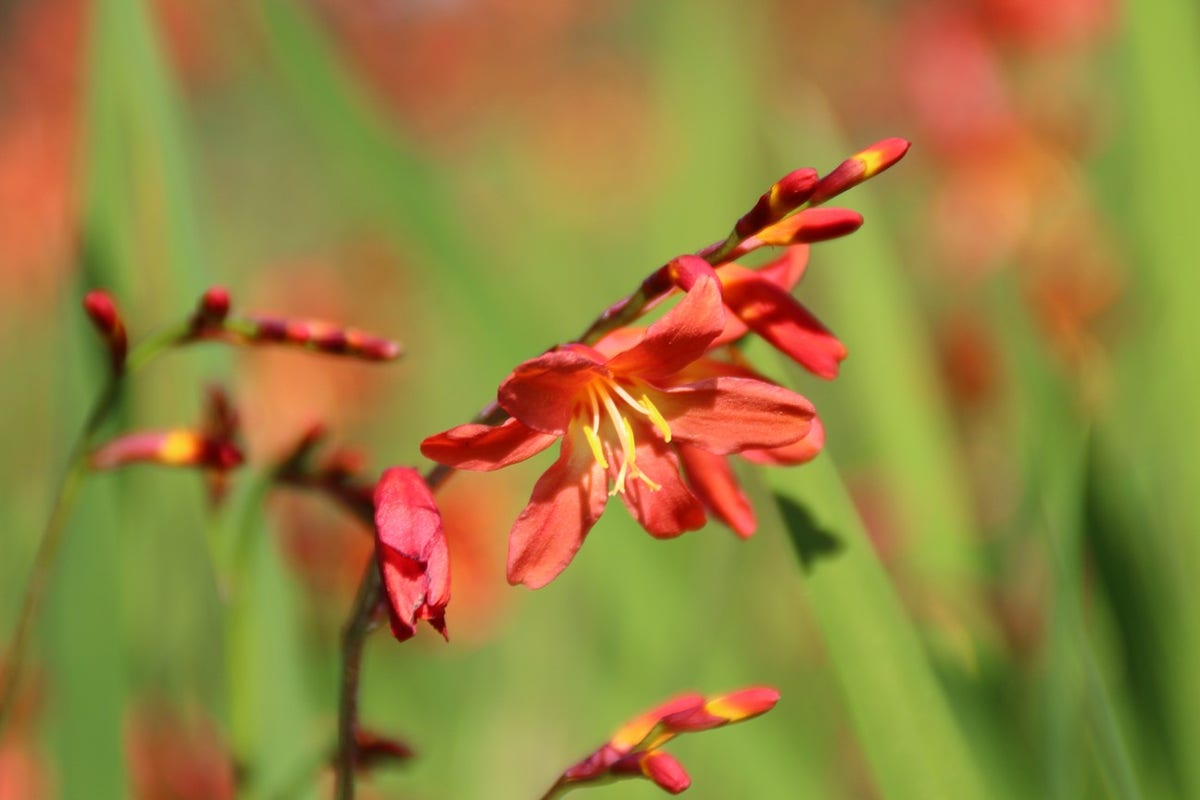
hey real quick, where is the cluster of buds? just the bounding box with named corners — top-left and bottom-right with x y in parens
top-left (273, 423), bottom-right (376, 523)
top-left (188, 286), bottom-right (402, 362)
top-left (543, 687), bottom-right (781, 797)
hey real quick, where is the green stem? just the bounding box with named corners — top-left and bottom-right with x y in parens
top-left (0, 321), bottom-right (191, 736)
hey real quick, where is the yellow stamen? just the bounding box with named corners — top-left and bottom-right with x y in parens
top-left (639, 394), bottom-right (671, 443)
top-left (583, 424), bottom-right (609, 470)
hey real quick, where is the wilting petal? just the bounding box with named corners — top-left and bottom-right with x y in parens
top-left (676, 444), bottom-right (756, 538)
top-left (499, 347), bottom-right (603, 433)
top-left (742, 417), bottom-right (825, 465)
top-left (607, 275), bottom-right (724, 380)
top-left (507, 424), bottom-right (608, 588)
top-left (716, 264), bottom-right (847, 379)
top-left (374, 467), bottom-right (450, 641)
top-left (658, 378), bottom-right (815, 454)
top-left (421, 417), bottom-right (557, 471)
top-left (618, 434), bottom-right (707, 538)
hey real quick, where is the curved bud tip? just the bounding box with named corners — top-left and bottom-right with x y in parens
top-left (809, 137), bottom-right (911, 206)
top-left (706, 686), bottom-right (780, 723)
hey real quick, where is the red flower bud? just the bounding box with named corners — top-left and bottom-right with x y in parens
top-left (808, 138), bottom-right (911, 206)
top-left (82, 290), bottom-right (128, 373)
top-left (732, 167), bottom-right (819, 239)
top-left (91, 430), bottom-right (244, 471)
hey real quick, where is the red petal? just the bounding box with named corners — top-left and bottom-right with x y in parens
top-left (374, 467), bottom-right (450, 642)
top-left (754, 245), bottom-right (809, 291)
top-left (617, 433), bottom-right (706, 538)
top-left (676, 444), bottom-right (756, 537)
top-left (498, 346), bottom-right (603, 433)
top-left (658, 378), bottom-right (815, 454)
top-left (606, 276), bottom-right (724, 380)
top-left (507, 425), bottom-right (609, 588)
top-left (742, 417), bottom-right (825, 465)
top-left (420, 417), bottom-right (557, 471)
top-left (718, 264), bottom-right (847, 379)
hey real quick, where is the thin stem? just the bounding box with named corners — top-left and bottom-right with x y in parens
top-left (0, 378), bottom-right (120, 733)
top-left (0, 319), bottom-right (192, 737)
top-left (536, 778), bottom-right (569, 800)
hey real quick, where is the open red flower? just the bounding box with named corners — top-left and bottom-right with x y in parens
top-left (373, 467), bottom-right (450, 642)
top-left (421, 277), bottom-right (816, 588)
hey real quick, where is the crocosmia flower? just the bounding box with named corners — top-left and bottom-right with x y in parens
top-left (373, 467), bottom-right (450, 642)
top-left (421, 277), bottom-right (816, 588)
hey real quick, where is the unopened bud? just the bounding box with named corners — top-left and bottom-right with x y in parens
top-left (82, 290), bottom-right (128, 373)
top-left (808, 138), bottom-right (910, 206)
top-left (733, 168), bottom-right (819, 239)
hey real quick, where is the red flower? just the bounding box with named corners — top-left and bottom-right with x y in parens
top-left (373, 467), bottom-right (450, 642)
top-left (422, 277), bottom-right (816, 588)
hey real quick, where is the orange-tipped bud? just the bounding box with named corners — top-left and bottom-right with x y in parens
top-left (808, 138), bottom-right (911, 206)
top-left (611, 750), bottom-right (691, 794)
top-left (82, 290), bottom-right (128, 373)
top-left (245, 316), bottom-right (403, 361)
top-left (91, 430), bottom-right (244, 471)
top-left (754, 207), bottom-right (864, 248)
top-left (733, 167), bottom-right (819, 239)
top-left (661, 686), bottom-right (781, 733)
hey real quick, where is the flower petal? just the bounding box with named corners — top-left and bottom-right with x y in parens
top-left (374, 467), bottom-right (450, 641)
top-left (676, 444), bottom-right (756, 538)
top-left (420, 417), bottom-right (558, 471)
top-left (507, 424), bottom-right (609, 588)
top-left (606, 275), bottom-right (724, 380)
top-left (617, 433), bottom-right (706, 538)
top-left (657, 378), bottom-right (815, 454)
top-left (498, 346), bottom-right (604, 433)
top-left (742, 416), bottom-right (825, 465)
top-left (753, 245), bottom-right (809, 291)
top-left (717, 263), bottom-right (847, 379)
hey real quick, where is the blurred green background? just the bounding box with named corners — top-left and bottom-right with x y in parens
top-left (1, 0), bottom-right (1196, 798)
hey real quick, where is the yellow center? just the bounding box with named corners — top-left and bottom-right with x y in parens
top-left (579, 376), bottom-right (672, 495)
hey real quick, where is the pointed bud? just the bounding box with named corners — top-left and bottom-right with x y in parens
top-left (91, 430), bottom-right (244, 471)
top-left (244, 315), bottom-right (403, 361)
top-left (733, 168), bottom-right (819, 239)
top-left (660, 687), bottom-right (781, 733)
top-left (82, 290), bottom-right (128, 374)
top-left (198, 287), bottom-right (231, 324)
top-left (611, 750), bottom-right (691, 794)
top-left (729, 207), bottom-right (864, 259)
top-left (808, 138), bottom-right (910, 206)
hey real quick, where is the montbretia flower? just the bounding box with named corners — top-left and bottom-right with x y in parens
top-left (373, 467), bottom-right (450, 642)
top-left (544, 687), bottom-right (781, 797)
top-left (421, 276), bottom-right (816, 588)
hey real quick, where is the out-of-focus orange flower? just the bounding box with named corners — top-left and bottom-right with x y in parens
top-left (0, 658), bottom-right (51, 800)
top-left (124, 701), bottom-right (235, 800)
top-left (0, 0), bottom-right (85, 308)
